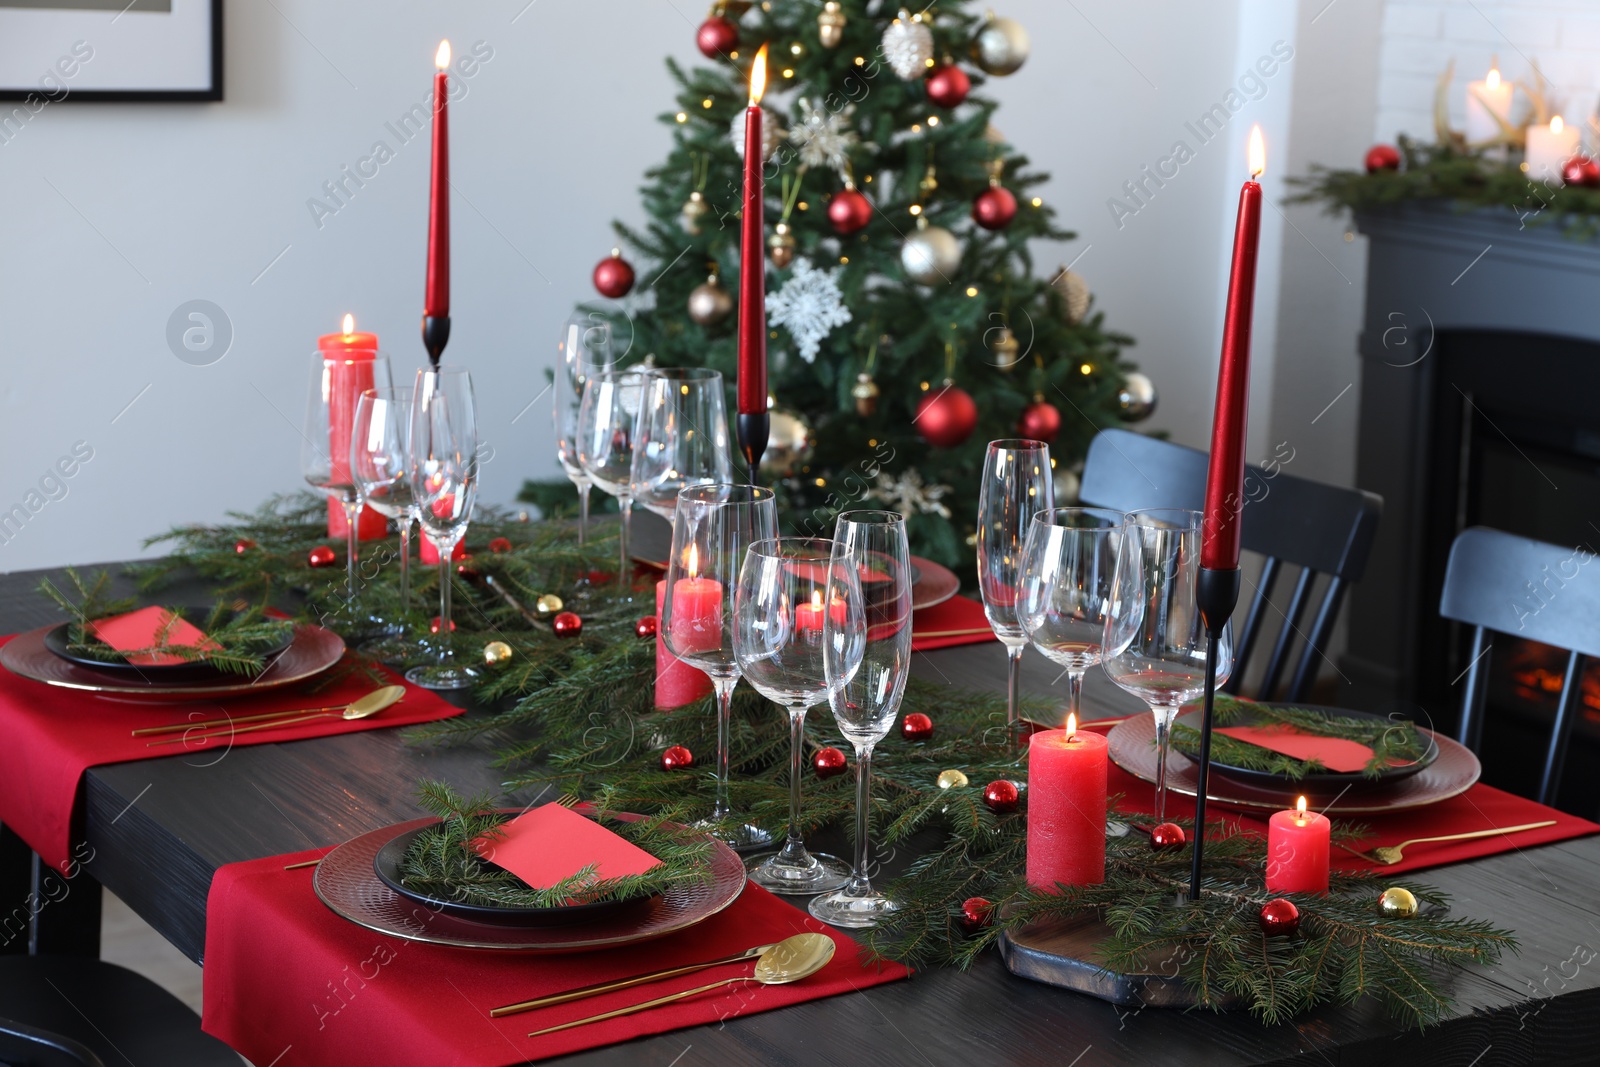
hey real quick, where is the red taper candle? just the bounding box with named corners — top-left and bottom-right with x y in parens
top-left (1200, 124), bottom-right (1265, 571)
top-left (424, 40), bottom-right (451, 318)
top-left (736, 45), bottom-right (769, 417)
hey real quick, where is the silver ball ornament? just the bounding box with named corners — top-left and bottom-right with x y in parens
top-left (687, 276), bottom-right (733, 326)
top-left (901, 224), bottom-right (961, 286)
top-left (1118, 372), bottom-right (1158, 422)
top-left (1054, 466), bottom-right (1081, 504)
top-left (972, 15), bottom-right (1030, 76)
top-left (761, 409), bottom-right (813, 475)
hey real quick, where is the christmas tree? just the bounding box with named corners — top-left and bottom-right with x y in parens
top-left (526, 1), bottom-right (1146, 567)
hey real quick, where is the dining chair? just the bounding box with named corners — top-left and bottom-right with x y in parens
top-left (1078, 428), bottom-right (1382, 703)
top-left (1440, 526), bottom-right (1600, 807)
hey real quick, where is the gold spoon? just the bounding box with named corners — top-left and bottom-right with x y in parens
top-left (527, 932), bottom-right (835, 1038)
top-left (143, 685), bottom-right (406, 747)
top-left (491, 939), bottom-right (783, 1017)
top-left (1353, 820), bottom-right (1557, 866)
top-left (132, 685), bottom-right (407, 736)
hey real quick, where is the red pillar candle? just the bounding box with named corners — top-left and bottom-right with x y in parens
top-left (318, 315), bottom-right (387, 542)
top-left (667, 546), bottom-right (724, 655)
top-left (1026, 714), bottom-right (1108, 890)
top-left (735, 45), bottom-right (769, 419)
top-left (1200, 125), bottom-right (1265, 571)
top-left (425, 40), bottom-right (451, 319)
top-left (656, 580), bottom-right (713, 709)
top-left (1266, 795), bottom-right (1330, 894)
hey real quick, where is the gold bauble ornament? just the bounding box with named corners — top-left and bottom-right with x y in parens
top-left (901, 220), bottom-right (961, 285)
top-left (687, 274), bottom-right (734, 326)
top-left (1051, 267), bottom-right (1091, 324)
top-left (679, 190), bottom-right (707, 235)
top-left (918, 163), bottom-right (939, 197)
top-left (760, 409), bottom-right (813, 475)
top-left (817, 1), bottom-right (845, 48)
top-left (483, 640), bottom-right (514, 667)
top-left (987, 325), bottom-right (1021, 371)
top-left (768, 221), bottom-right (796, 269)
top-left (936, 768), bottom-right (970, 789)
top-left (535, 593), bottom-right (564, 615)
top-left (1117, 371), bottom-right (1158, 422)
top-left (1054, 466), bottom-right (1080, 504)
top-left (851, 372), bottom-right (881, 416)
top-left (971, 14), bottom-right (1030, 76)
top-left (1377, 887), bottom-right (1419, 918)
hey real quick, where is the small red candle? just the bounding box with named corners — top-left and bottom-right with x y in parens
top-left (795, 589), bottom-right (826, 632)
top-left (1266, 795), bottom-right (1330, 894)
top-left (735, 45), bottom-right (769, 419)
top-left (424, 40), bottom-right (451, 318)
top-left (319, 314), bottom-right (386, 542)
top-left (667, 545), bottom-right (724, 656)
top-left (655, 579), bottom-right (713, 709)
top-left (1200, 125), bottom-right (1265, 571)
top-left (1026, 714), bottom-right (1108, 890)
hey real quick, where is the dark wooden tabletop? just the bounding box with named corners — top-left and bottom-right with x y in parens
top-left (4, 526), bottom-right (1599, 1067)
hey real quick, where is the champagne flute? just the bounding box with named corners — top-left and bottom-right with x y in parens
top-left (351, 387), bottom-right (427, 663)
top-left (734, 537), bottom-right (853, 895)
top-left (660, 483), bottom-right (778, 849)
top-left (302, 350), bottom-right (392, 626)
top-left (976, 439), bottom-right (1054, 753)
top-left (1019, 508), bottom-right (1123, 726)
top-left (633, 368), bottom-right (733, 521)
top-left (1102, 509), bottom-right (1234, 822)
top-left (554, 314), bottom-right (616, 545)
top-left (812, 510), bottom-right (909, 928)
top-left (578, 369), bottom-right (648, 603)
top-left (406, 365), bottom-right (479, 691)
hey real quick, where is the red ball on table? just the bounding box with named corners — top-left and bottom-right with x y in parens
top-left (813, 746), bottom-right (848, 778)
top-left (914, 386), bottom-right (978, 448)
top-left (1258, 898), bottom-right (1301, 937)
top-left (695, 15), bottom-right (739, 59)
top-left (982, 779), bottom-right (1020, 814)
top-left (660, 744), bottom-right (695, 771)
top-left (1363, 143), bottom-right (1401, 172)
top-left (972, 185), bottom-right (1017, 230)
top-left (925, 63), bottom-right (970, 108)
top-left (307, 545), bottom-right (337, 568)
top-left (1563, 154), bottom-right (1600, 187)
top-left (901, 712), bottom-right (934, 741)
top-left (960, 896), bottom-right (993, 930)
top-left (635, 615), bottom-right (659, 639)
top-left (592, 252), bottom-right (636, 298)
top-left (488, 537), bottom-right (513, 553)
top-left (1017, 400), bottom-right (1061, 443)
top-left (552, 611), bottom-right (583, 638)
top-left (827, 187), bottom-right (873, 236)
top-left (1149, 822), bottom-right (1187, 850)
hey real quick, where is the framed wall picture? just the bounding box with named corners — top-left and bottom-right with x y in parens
top-left (0, 0), bottom-right (222, 102)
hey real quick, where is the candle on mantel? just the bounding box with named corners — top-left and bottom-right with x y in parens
top-left (668, 545), bottom-right (724, 656)
top-left (1026, 713), bottom-right (1108, 890)
top-left (1465, 64), bottom-right (1513, 145)
top-left (1525, 114), bottom-right (1580, 181)
top-left (735, 44), bottom-right (770, 473)
top-left (318, 314), bottom-right (387, 543)
top-left (656, 579), bottom-right (714, 709)
top-left (1200, 125), bottom-right (1265, 573)
top-left (425, 39), bottom-right (451, 323)
top-left (1266, 795), bottom-right (1330, 894)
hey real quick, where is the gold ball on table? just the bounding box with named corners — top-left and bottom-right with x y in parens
top-left (535, 593), bottom-right (564, 615)
top-left (936, 769), bottom-right (969, 790)
top-left (1377, 886), bottom-right (1419, 918)
top-left (483, 640), bottom-right (514, 667)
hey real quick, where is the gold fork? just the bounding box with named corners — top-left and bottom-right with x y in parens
top-left (1339, 820), bottom-right (1557, 866)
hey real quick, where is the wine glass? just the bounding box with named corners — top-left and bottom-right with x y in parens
top-left (976, 439), bottom-right (1055, 753)
top-left (554, 313), bottom-right (616, 545)
top-left (812, 510), bottom-right (910, 928)
top-left (351, 387), bottom-right (427, 664)
top-left (1102, 508), bottom-right (1234, 823)
top-left (302, 350), bottom-right (393, 626)
top-left (578, 369), bottom-right (649, 603)
top-left (660, 483), bottom-right (778, 849)
top-left (1019, 508), bottom-right (1123, 727)
top-left (733, 537), bottom-right (854, 895)
top-left (633, 368), bottom-right (734, 521)
top-left (406, 365), bottom-right (479, 691)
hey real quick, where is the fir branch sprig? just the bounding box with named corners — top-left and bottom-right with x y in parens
top-left (1170, 695), bottom-right (1428, 780)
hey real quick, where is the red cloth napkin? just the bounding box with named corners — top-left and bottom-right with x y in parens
top-left (911, 594), bottom-right (996, 652)
top-left (202, 849), bottom-right (909, 1067)
top-left (0, 635), bottom-right (461, 872)
top-left (1079, 717), bottom-right (1599, 875)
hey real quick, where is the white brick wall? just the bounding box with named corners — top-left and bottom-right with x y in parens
top-left (1376, 1), bottom-right (1600, 145)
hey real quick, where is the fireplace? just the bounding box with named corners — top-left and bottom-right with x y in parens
top-left (1345, 205), bottom-right (1600, 811)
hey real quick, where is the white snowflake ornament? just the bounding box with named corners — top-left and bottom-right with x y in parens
top-left (865, 468), bottom-right (952, 519)
top-left (790, 98), bottom-right (860, 174)
top-left (767, 257), bottom-right (852, 363)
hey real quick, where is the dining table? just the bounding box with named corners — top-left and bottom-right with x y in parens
top-left (2, 516), bottom-right (1599, 1067)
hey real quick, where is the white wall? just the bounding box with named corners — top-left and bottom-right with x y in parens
top-left (0, 0), bottom-right (1315, 571)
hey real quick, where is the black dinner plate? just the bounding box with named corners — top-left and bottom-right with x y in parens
top-left (43, 605), bottom-right (295, 684)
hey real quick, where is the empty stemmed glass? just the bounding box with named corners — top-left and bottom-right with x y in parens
top-left (734, 537), bottom-right (854, 895)
top-left (1019, 508), bottom-right (1123, 727)
top-left (812, 510), bottom-right (909, 928)
top-left (406, 365), bottom-right (480, 690)
top-left (554, 314), bottom-right (616, 545)
top-left (351, 386), bottom-right (426, 663)
top-left (578, 369), bottom-right (649, 603)
top-left (302, 350), bottom-right (393, 626)
top-left (633, 368), bottom-right (733, 521)
top-left (1102, 509), bottom-right (1234, 822)
top-left (976, 439), bottom-right (1055, 753)
top-left (660, 484), bottom-right (778, 849)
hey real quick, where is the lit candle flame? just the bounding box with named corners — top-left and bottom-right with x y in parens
top-left (811, 589), bottom-right (823, 609)
top-left (1552, 115), bottom-right (1565, 134)
top-left (435, 40), bottom-right (451, 70)
top-left (1486, 67), bottom-right (1501, 90)
top-left (1066, 712), bottom-right (1077, 739)
top-left (1248, 124), bottom-right (1265, 180)
top-left (1295, 795), bottom-right (1308, 824)
top-left (341, 313), bottom-right (354, 337)
top-left (686, 543), bottom-right (699, 578)
top-left (748, 44), bottom-right (768, 106)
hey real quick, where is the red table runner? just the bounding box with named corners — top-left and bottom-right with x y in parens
top-left (203, 848), bottom-right (908, 1067)
top-left (0, 635), bottom-right (461, 872)
top-left (911, 594), bottom-right (996, 652)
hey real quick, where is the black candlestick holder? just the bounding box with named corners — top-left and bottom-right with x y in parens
top-left (1189, 565), bottom-right (1240, 901)
top-left (422, 314), bottom-right (451, 367)
top-left (736, 410), bottom-right (768, 486)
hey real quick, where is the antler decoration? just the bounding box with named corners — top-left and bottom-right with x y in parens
top-left (1434, 54), bottom-right (1551, 151)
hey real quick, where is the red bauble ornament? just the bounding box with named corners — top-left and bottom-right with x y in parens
top-left (661, 744), bottom-right (695, 771)
top-left (1017, 399), bottom-right (1061, 443)
top-left (901, 712), bottom-right (934, 741)
top-left (695, 15), bottom-right (739, 59)
top-left (925, 63), bottom-right (970, 108)
top-left (1258, 898), bottom-right (1301, 938)
top-left (960, 896), bottom-right (993, 930)
top-left (488, 537), bottom-right (513, 553)
top-left (307, 545), bottom-right (337, 568)
top-left (234, 538), bottom-right (256, 554)
top-left (552, 611), bottom-right (583, 638)
top-left (813, 746), bottom-right (848, 778)
top-left (914, 384), bottom-right (978, 448)
top-left (972, 185), bottom-right (1018, 230)
top-left (1149, 822), bottom-right (1187, 850)
top-left (592, 251), bottom-right (636, 298)
top-left (429, 616), bottom-right (456, 634)
top-left (635, 615), bottom-right (659, 639)
top-left (1364, 144), bottom-right (1401, 173)
top-left (982, 779), bottom-right (1020, 814)
top-left (456, 560), bottom-right (481, 580)
top-left (827, 187), bottom-right (872, 236)
top-left (1563, 154), bottom-right (1600, 187)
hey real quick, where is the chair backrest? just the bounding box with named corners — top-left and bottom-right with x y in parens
top-left (1439, 526), bottom-right (1600, 805)
top-left (1079, 428), bottom-right (1383, 702)
top-left (0, 1016), bottom-right (105, 1067)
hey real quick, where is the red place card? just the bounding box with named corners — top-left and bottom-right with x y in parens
top-left (472, 803), bottom-right (660, 889)
top-left (88, 606), bottom-right (217, 666)
top-left (1216, 724), bottom-right (1374, 773)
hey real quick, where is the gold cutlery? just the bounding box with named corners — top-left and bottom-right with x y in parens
top-left (527, 933), bottom-right (834, 1038)
top-left (1340, 820), bottom-right (1557, 866)
top-left (283, 858), bottom-right (322, 871)
top-left (131, 685), bottom-right (405, 737)
top-left (491, 940), bottom-right (782, 1017)
top-left (909, 627), bottom-right (995, 639)
top-left (143, 685), bottom-right (405, 747)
